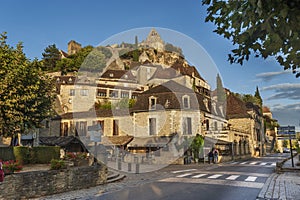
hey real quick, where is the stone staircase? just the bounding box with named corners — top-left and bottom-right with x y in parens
top-left (107, 170), bottom-right (126, 183)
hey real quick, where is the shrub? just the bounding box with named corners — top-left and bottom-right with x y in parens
top-left (2, 160), bottom-right (23, 174)
top-left (13, 147), bottom-right (30, 164)
top-left (50, 159), bottom-right (66, 170)
top-left (31, 146), bottom-right (60, 164)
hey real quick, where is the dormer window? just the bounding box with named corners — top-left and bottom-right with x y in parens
top-left (182, 95), bottom-right (190, 109)
top-left (109, 73), bottom-right (114, 77)
top-left (149, 96), bottom-right (157, 110)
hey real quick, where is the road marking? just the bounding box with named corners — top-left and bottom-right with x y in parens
top-left (186, 171), bottom-right (269, 177)
top-left (260, 162), bottom-right (267, 165)
top-left (207, 174), bottom-right (223, 179)
top-left (192, 174), bottom-right (207, 178)
top-left (171, 169), bottom-right (196, 174)
top-left (226, 175), bottom-right (240, 180)
top-left (245, 176), bottom-right (257, 182)
top-left (230, 162), bottom-right (239, 165)
top-left (250, 162), bottom-right (258, 165)
top-left (271, 163), bottom-right (276, 166)
top-left (240, 162), bottom-right (248, 164)
top-left (159, 177), bottom-right (264, 189)
top-left (176, 173), bottom-right (193, 178)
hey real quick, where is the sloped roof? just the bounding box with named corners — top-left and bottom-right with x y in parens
top-left (226, 94), bottom-right (249, 119)
top-left (132, 80), bottom-right (207, 112)
top-left (55, 76), bottom-right (76, 85)
top-left (149, 66), bottom-right (179, 80)
top-left (171, 61), bottom-right (205, 81)
top-left (101, 135), bottom-right (134, 146)
top-left (58, 109), bottom-right (132, 120)
top-left (100, 70), bottom-right (136, 81)
top-left (127, 135), bottom-right (173, 148)
top-left (39, 136), bottom-right (86, 150)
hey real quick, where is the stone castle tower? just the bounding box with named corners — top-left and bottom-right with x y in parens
top-left (68, 40), bottom-right (82, 55)
top-left (142, 28), bottom-right (165, 51)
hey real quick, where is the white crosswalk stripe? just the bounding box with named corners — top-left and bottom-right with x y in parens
top-left (192, 174), bottom-right (207, 178)
top-left (245, 176), bottom-right (257, 182)
top-left (226, 175), bottom-right (240, 180)
top-left (230, 161), bottom-right (276, 167)
top-left (259, 162), bottom-right (267, 165)
top-left (172, 169), bottom-right (196, 174)
top-left (207, 174), bottom-right (223, 179)
top-left (176, 173), bottom-right (193, 178)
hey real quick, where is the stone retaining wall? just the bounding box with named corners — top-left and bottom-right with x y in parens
top-left (0, 164), bottom-right (107, 199)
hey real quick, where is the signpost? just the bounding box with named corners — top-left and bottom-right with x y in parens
top-left (277, 126), bottom-right (296, 167)
top-left (88, 124), bottom-right (102, 164)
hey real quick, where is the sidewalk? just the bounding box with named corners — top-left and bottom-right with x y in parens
top-left (257, 154), bottom-right (300, 200)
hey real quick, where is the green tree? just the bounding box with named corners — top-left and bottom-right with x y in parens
top-left (254, 86), bottom-right (263, 107)
top-left (42, 44), bottom-right (60, 71)
top-left (216, 73), bottom-right (226, 103)
top-left (202, 0), bottom-right (300, 77)
top-left (190, 134), bottom-right (204, 161)
top-left (0, 32), bottom-right (55, 137)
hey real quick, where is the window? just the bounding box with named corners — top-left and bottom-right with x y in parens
top-left (80, 89), bottom-right (88, 96)
top-left (206, 119), bottom-right (209, 131)
top-left (60, 122), bottom-right (69, 136)
top-left (109, 90), bottom-right (118, 98)
top-left (182, 117), bottom-right (192, 135)
top-left (113, 120), bottom-right (119, 136)
top-left (182, 95), bottom-right (190, 109)
top-left (149, 118), bottom-right (156, 135)
top-left (93, 120), bottom-right (104, 133)
top-left (69, 89), bottom-right (75, 96)
top-left (214, 121), bottom-right (218, 131)
top-left (76, 121), bottom-right (87, 136)
top-left (121, 91), bottom-right (129, 98)
top-left (97, 89), bottom-right (106, 97)
top-left (149, 96), bottom-right (157, 110)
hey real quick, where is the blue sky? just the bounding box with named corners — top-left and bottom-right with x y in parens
top-left (1, 0), bottom-right (299, 130)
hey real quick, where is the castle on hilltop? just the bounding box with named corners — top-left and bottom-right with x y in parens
top-left (140, 28), bottom-right (165, 51)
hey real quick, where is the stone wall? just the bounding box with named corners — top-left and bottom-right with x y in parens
top-left (0, 164), bottom-right (107, 199)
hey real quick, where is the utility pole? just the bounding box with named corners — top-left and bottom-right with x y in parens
top-left (288, 126), bottom-right (294, 167)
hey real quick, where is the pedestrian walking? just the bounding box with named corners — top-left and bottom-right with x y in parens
top-left (0, 161), bottom-right (4, 183)
top-left (208, 150), bottom-right (213, 164)
top-left (213, 148), bottom-right (219, 164)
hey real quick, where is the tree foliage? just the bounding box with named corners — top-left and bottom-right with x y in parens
top-left (42, 44), bottom-right (60, 71)
top-left (254, 86), bottom-right (263, 107)
top-left (202, 0), bottom-right (300, 77)
top-left (190, 134), bottom-right (204, 160)
top-left (0, 32), bottom-right (55, 137)
top-left (57, 46), bottom-right (111, 74)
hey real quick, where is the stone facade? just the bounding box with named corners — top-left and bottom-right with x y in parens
top-left (0, 164), bottom-right (107, 199)
top-left (68, 40), bottom-right (81, 55)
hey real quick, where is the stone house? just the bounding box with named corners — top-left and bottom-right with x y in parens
top-left (226, 92), bottom-right (265, 156)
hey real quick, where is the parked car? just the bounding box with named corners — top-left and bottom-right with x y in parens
top-left (283, 147), bottom-right (291, 153)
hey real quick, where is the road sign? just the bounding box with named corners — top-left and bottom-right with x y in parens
top-left (88, 124), bottom-right (102, 142)
top-left (277, 126), bottom-right (295, 135)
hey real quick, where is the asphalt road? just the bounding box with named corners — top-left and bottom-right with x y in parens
top-left (99, 153), bottom-right (290, 200)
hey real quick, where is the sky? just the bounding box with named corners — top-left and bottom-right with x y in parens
top-left (1, 0), bottom-right (299, 131)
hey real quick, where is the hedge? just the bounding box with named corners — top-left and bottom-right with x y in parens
top-left (12, 146), bottom-right (60, 164)
top-left (31, 146), bottom-right (60, 164)
top-left (0, 147), bottom-right (15, 161)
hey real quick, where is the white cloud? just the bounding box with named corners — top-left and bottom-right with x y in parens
top-left (256, 70), bottom-right (291, 82)
top-left (262, 83), bottom-right (300, 100)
